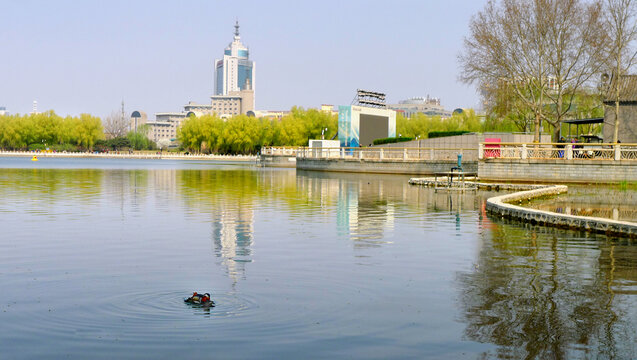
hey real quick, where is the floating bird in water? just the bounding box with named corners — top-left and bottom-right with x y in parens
top-left (184, 292), bottom-right (214, 306)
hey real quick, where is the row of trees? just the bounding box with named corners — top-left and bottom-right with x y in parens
top-left (177, 107), bottom-right (528, 154)
top-left (396, 109), bottom-right (522, 138)
top-left (0, 111), bottom-right (103, 150)
top-left (178, 107), bottom-right (338, 154)
top-left (459, 0), bottom-right (637, 142)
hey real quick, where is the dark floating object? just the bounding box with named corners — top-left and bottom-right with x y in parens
top-left (184, 292), bottom-right (215, 307)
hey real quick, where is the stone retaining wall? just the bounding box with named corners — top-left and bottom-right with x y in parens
top-left (486, 185), bottom-right (637, 237)
top-left (297, 158), bottom-right (478, 175)
top-left (408, 178), bottom-right (545, 191)
top-left (479, 158), bottom-right (637, 183)
top-left (259, 155), bottom-right (297, 168)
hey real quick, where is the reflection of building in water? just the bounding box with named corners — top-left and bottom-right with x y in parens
top-left (211, 205), bottom-right (254, 282)
top-left (335, 178), bottom-right (395, 248)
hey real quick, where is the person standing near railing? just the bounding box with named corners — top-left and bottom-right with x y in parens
top-left (557, 137), bottom-right (566, 158)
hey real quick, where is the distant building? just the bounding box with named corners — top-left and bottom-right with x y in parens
top-left (0, 106), bottom-right (6, 116)
top-left (215, 21), bottom-right (255, 97)
top-left (148, 21), bottom-right (256, 144)
top-left (388, 96), bottom-right (451, 118)
top-left (603, 74), bottom-right (637, 143)
top-left (148, 112), bottom-right (184, 143)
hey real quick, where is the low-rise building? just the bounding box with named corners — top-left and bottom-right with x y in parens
top-left (388, 96), bottom-right (452, 118)
top-left (0, 106), bottom-right (7, 116)
top-left (603, 74), bottom-right (637, 143)
top-left (147, 112), bottom-right (185, 143)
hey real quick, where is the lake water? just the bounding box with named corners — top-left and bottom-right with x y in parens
top-left (525, 185), bottom-right (637, 223)
top-left (0, 157), bottom-right (635, 359)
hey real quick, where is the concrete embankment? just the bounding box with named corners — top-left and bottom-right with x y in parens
top-left (0, 151), bottom-right (257, 162)
top-left (479, 158), bottom-right (637, 183)
top-left (485, 185), bottom-right (637, 237)
top-left (409, 178), bottom-right (637, 237)
top-left (259, 154), bottom-right (297, 168)
top-left (297, 158), bottom-right (477, 175)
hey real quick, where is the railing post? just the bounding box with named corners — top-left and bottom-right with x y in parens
top-left (566, 144), bottom-right (573, 160)
top-left (403, 148), bottom-right (408, 160)
top-left (430, 148), bottom-right (434, 160)
top-left (359, 149), bottom-right (364, 159)
top-left (615, 144), bottom-right (621, 161)
top-left (379, 148), bottom-right (384, 160)
top-left (521, 144), bottom-right (527, 159)
top-left (478, 143), bottom-right (484, 160)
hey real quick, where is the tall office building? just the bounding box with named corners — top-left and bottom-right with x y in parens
top-left (215, 21), bottom-right (255, 96)
top-left (148, 21), bottom-right (256, 144)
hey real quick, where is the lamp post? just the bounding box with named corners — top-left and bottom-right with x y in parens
top-left (321, 127), bottom-right (328, 140)
top-left (131, 111), bottom-right (141, 151)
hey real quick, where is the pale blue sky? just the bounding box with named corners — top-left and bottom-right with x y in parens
top-left (1, 0), bottom-right (487, 118)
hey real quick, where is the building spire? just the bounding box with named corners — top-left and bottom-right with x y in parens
top-left (234, 19), bottom-right (240, 38)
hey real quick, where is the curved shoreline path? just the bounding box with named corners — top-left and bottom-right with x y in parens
top-left (409, 177), bottom-right (637, 237)
top-left (0, 151), bottom-right (257, 162)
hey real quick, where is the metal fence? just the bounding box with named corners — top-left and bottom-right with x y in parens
top-left (479, 142), bottom-right (637, 161)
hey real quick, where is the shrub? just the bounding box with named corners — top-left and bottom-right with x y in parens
top-left (427, 131), bottom-right (472, 139)
top-left (373, 137), bottom-right (414, 145)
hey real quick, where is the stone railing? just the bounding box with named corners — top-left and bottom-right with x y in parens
top-left (0, 150), bottom-right (256, 161)
top-left (296, 147), bottom-right (476, 161)
top-left (479, 142), bottom-right (637, 161)
top-left (260, 147), bottom-right (299, 156)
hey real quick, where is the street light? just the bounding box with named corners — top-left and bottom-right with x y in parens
top-left (321, 127), bottom-right (328, 140)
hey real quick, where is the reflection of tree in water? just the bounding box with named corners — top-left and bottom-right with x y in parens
top-left (458, 220), bottom-right (636, 358)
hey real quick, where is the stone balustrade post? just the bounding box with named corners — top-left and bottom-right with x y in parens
top-left (615, 144), bottom-right (621, 161)
top-left (430, 148), bottom-right (435, 160)
top-left (521, 144), bottom-right (527, 159)
top-left (379, 148), bottom-right (384, 160)
top-left (359, 149), bottom-right (364, 159)
top-left (403, 148), bottom-right (408, 160)
top-left (566, 144), bottom-right (573, 160)
top-left (340, 148), bottom-right (344, 159)
top-left (478, 143), bottom-right (484, 160)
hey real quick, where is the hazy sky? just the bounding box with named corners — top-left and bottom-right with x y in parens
top-left (2, 0), bottom-right (487, 119)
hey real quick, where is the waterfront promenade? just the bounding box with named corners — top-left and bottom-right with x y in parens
top-left (0, 150), bottom-right (257, 161)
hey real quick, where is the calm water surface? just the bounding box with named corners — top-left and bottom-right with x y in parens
top-left (525, 185), bottom-right (637, 222)
top-left (0, 157), bottom-right (635, 359)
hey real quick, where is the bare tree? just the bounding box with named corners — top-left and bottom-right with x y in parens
top-left (103, 110), bottom-right (129, 139)
top-left (460, 0), bottom-right (551, 142)
top-left (604, 0), bottom-right (637, 143)
top-left (460, 0), bottom-right (606, 142)
top-left (543, 0), bottom-right (606, 140)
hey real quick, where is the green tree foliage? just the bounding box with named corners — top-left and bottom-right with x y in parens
top-left (177, 107), bottom-right (338, 154)
top-left (127, 125), bottom-right (157, 150)
top-left (0, 111), bottom-right (104, 151)
top-left (396, 110), bottom-right (504, 138)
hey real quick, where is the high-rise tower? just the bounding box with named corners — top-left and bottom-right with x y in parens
top-left (214, 21), bottom-right (255, 96)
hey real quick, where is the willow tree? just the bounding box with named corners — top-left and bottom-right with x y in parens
top-left (460, 0), bottom-right (606, 141)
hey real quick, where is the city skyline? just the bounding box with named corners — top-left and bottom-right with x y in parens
top-left (2, 0), bottom-right (486, 118)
